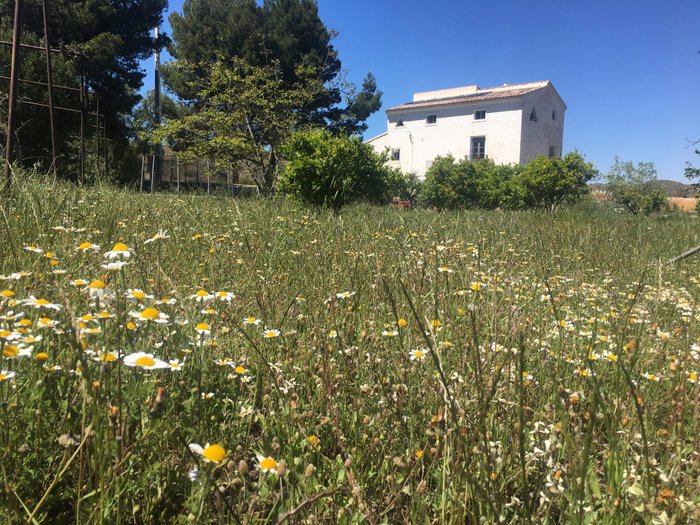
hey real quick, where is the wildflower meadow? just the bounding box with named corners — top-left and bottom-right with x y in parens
top-left (1, 176), bottom-right (699, 524)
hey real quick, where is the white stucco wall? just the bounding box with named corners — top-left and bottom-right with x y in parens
top-left (366, 83), bottom-right (567, 179)
top-left (373, 98), bottom-right (524, 178)
top-left (519, 86), bottom-right (566, 162)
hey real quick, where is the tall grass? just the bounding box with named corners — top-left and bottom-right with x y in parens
top-left (0, 174), bottom-right (698, 524)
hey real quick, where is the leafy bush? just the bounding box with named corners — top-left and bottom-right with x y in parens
top-left (513, 152), bottom-right (598, 210)
top-left (278, 129), bottom-right (401, 210)
top-left (420, 152), bottom-right (596, 210)
top-left (606, 158), bottom-right (668, 215)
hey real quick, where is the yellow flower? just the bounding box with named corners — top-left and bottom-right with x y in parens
top-left (104, 242), bottom-right (132, 259)
top-left (1, 289), bottom-right (16, 297)
top-left (397, 318), bottom-right (407, 328)
top-left (77, 242), bottom-right (100, 252)
top-left (195, 322), bottom-right (211, 334)
top-left (0, 370), bottom-right (16, 381)
top-left (256, 455), bottom-right (279, 474)
top-left (189, 443), bottom-right (227, 463)
top-left (307, 435), bottom-right (319, 448)
top-left (409, 349), bottom-right (427, 362)
top-left (123, 352), bottom-right (168, 369)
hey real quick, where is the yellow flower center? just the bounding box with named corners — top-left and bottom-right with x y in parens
top-left (140, 308), bottom-right (160, 320)
top-left (0, 373), bottom-right (7, 380)
top-left (234, 366), bottom-right (246, 374)
top-left (397, 319), bottom-right (407, 328)
top-left (111, 242), bottom-right (128, 252)
top-left (131, 290), bottom-right (146, 299)
top-left (414, 351), bottom-right (425, 359)
top-left (79, 242), bottom-right (93, 250)
top-left (1, 290), bottom-right (15, 297)
top-left (0, 330), bottom-right (11, 338)
top-left (17, 319), bottom-right (32, 327)
top-left (196, 323), bottom-right (210, 331)
top-left (203, 444), bottom-right (226, 463)
top-left (126, 322), bottom-right (137, 330)
top-left (260, 457), bottom-right (277, 470)
top-left (3, 345), bottom-right (19, 357)
top-left (35, 352), bottom-right (49, 361)
top-left (89, 279), bottom-right (106, 289)
top-left (36, 299), bottom-right (49, 306)
top-left (135, 356), bottom-right (156, 367)
top-left (100, 353), bottom-right (118, 362)
top-left (195, 290), bottom-right (208, 297)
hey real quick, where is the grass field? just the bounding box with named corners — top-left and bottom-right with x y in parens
top-left (1, 176), bottom-right (699, 524)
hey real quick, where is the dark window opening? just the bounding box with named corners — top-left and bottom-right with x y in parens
top-left (551, 109), bottom-right (556, 120)
top-left (530, 108), bottom-right (538, 122)
top-left (474, 110), bottom-right (486, 120)
top-left (548, 146), bottom-right (556, 158)
top-left (426, 114), bottom-right (437, 124)
top-left (391, 148), bottom-right (400, 161)
top-left (471, 136), bottom-right (486, 160)
top-left (396, 119), bottom-right (404, 127)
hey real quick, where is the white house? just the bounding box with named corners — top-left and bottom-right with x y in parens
top-left (365, 80), bottom-right (566, 178)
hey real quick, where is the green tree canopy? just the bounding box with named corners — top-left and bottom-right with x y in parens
top-left (0, 0), bottom-right (166, 177)
top-left (606, 158), bottom-right (668, 215)
top-left (164, 0), bottom-right (380, 134)
top-left (128, 90), bottom-right (187, 155)
top-left (154, 57), bottom-right (325, 195)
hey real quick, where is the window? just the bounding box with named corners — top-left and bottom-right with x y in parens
top-left (395, 119), bottom-right (404, 127)
top-left (551, 109), bottom-right (556, 120)
top-left (530, 108), bottom-right (538, 122)
top-left (426, 114), bottom-right (437, 125)
top-left (548, 146), bottom-right (556, 158)
top-left (471, 136), bottom-right (486, 160)
top-left (390, 148), bottom-right (400, 161)
top-left (474, 110), bottom-right (486, 120)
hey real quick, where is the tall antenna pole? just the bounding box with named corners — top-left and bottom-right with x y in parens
top-left (153, 24), bottom-right (162, 191)
top-left (4, 0), bottom-right (23, 186)
top-left (42, 0), bottom-right (57, 175)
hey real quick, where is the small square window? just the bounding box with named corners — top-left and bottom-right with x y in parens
top-left (426, 114), bottom-right (437, 125)
top-left (391, 148), bottom-right (400, 161)
top-left (474, 110), bottom-right (486, 120)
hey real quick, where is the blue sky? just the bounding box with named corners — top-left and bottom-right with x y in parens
top-left (143, 0), bottom-right (700, 182)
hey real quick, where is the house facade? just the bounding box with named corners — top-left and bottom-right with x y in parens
top-left (365, 80), bottom-right (566, 178)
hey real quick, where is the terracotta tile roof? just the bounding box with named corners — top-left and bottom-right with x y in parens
top-left (386, 81), bottom-right (552, 113)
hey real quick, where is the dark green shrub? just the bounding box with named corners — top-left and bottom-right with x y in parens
top-left (511, 152), bottom-right (597, 210)
top-left (278, 130), bottom-right (399, 210)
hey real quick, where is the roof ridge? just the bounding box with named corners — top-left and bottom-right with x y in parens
top-left (386, 81), bottom-right (551, 113)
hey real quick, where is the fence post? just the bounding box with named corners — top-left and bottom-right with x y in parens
top-left (139, 155), bottom-right (145, 192)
